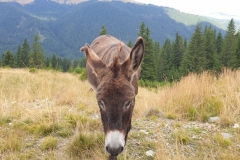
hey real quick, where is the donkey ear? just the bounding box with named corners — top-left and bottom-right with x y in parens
top-left (80, 44), bottom-right (107, 77)
top-left (130, 37), bottom-right (144, 71)
top-left (121, 37), bottom-right (144, 78)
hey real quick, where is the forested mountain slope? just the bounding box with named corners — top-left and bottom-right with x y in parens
top-left (0, 0), bottom-right (225, 59)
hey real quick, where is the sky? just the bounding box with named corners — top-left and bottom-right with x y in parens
top-left (135, 0), bottom-right (240, 19)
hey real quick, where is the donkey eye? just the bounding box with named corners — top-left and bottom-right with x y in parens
top-left (124, 101), bottom-right (131, 110)
top-left (98, 100), bottom-right (105, 110)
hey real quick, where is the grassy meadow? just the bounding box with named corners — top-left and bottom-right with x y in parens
top-left (0, 68), bottom-right (239, 160)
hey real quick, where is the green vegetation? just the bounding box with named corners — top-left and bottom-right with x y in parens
top-left (1, 34), bottom-right (87, 74)
top-left (172, 130), bottom-right (192, 145)
top-left (138, 19), bottom-right (240, 86)
top-left (1, 19), bottom-right (240, 88)
top-left (67, 133), bottom-right (104, 158)
top-left (0, 68), bottom-right (239, 159)
top-left (213, 133), bottom-right (232, 148)
top-left (40, 136), bottom-right (58, 150)
top-left (0, 0), bottom-right (229, 59)
top-left (165, 8), bottom-right (229, 30)
top-left (100, 25), bottom-right (108, 35)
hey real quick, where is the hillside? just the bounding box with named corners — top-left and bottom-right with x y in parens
top-left (0, 68), bottom-right (239, 159)
top-left (0, 0), bottom-right (226, 59)
top-left (166, 8), bottom-right (240, 30)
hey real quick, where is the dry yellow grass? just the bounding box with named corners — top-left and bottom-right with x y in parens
top-left (137, 70), bottom-right (240, 123)
top-left (0, 68), bottom-right (239, 160)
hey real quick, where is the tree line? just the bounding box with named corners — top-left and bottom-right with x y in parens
top-left (136, 19), bottom-right (240, 86)
top-left (0, 34), bottom-right (86, 73)
top-left (1, 19), bottom-right (240, 86)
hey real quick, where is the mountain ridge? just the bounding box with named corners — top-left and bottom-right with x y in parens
top-left (0, 0), bottom-right (227, 59)
top-left (0, 0), bottom-right (141, 5)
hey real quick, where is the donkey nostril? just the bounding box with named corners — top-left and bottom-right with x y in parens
top-left (120, 147), bottom-right (124, 152)
top-left (106, 146), bottom-right (109, 152)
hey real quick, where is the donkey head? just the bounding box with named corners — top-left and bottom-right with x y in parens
top-left (81, 37), bottom-right (144, 157)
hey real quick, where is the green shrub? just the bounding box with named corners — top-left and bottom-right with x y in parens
top-left (172, 130), bottom-right (192, 145)
top-left (186, 97), bottom-right (223, 122)
top-left (67, 133), bottom-right (104, 158)
top-left (79, 68), bottom-right (87, 81)
top-left (138, 79), bottom-right (160, 88)
top-left (73, 67), bottom-right (82, 74)
top-left (40, 136), bottom-right (58, 150)
top-left (29, 68), bottom-right (37, 73)
top-left (25, 122), bottom-right (61, 136)
top-left (213, 134), bottom-right (232, 148)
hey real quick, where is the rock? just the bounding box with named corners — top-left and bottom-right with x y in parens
top-left (146, 150), bottom-right (154, 157)
top-left (233, 123), bottom-right (239, 129)
top-left (145, 108), bottom-right (165, 118)
top-left (140, 130), bottom-right (149, 135)
top-left (221, 132), bottom-right (232, 139)
top-left (208, 116), bottom-right (220, 123)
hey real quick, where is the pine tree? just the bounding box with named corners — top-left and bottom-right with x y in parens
top-left (30, 34), bottom-right (44, 68)
top-left (154, 41), bottom-right (161, 81)
top-left (170, 32), bottom-right (185, 81)
top-left (127, 40), bottom-right (133, 47)
top-left (203, 26), bottom-right (216, 70)
top-left (100, 25), bottom-right (108, 35)
top-left (158, 39), bottom-right (172, 81)
top-left (62, 58), bottom-right (71, 72)
top-left (16, 39), bottom-right (30, 68)
top-left (180, 23), bottom-right (205, 75)
top-left (172, 32), bottom-right (185, 69)
top-left (235, 30), bottom-right (240, 68)
top-left (52, 54), bottom-right (58, 69)
top-left (16, 45), bottom-right (23, 67)
top-left (216, 32), bottom-right (223, 54)
top-left (138, 23), bottom-right (157, 81)
top-left (45, 57), bottom-right (50, 68)
top-left (221, 18), bottom-right (237, 68)
top-left (73, 60), bottom-right (79, 69)
top-left (138, 22), bottom-right (145, 37)
top-left (21, 39), bottom-right (30, 67)
top-left (2, 50), bottom-right (15, 67)
top-left (214, 32), bottom-right (223, 72)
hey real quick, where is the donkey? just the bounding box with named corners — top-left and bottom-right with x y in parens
top-left (80, 35), bottom-right (144, 159)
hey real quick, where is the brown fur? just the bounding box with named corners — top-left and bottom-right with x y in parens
top-left (80, 35), bottom-right (144, 158)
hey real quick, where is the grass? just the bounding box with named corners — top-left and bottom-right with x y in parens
top-left (40, 136), bottom-right (58, 150)
top-left (172, 130), bottom-right (192, 145)
top-left (213, 133), bottom-right (232, 148)
top-left (0, 68), bottom-right (240, 159)
top-left (67, 132), bottom-right (105, 159)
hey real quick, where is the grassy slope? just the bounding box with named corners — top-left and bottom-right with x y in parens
top-left (165, 8), bottom-right (228, 30)
top-left (0, 68), bottom-right (239, 159)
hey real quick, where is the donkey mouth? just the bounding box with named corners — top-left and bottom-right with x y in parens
top-left (109, 155), bottom-right (118, 160)
top-left (106, 146), bottom-right (124, 156)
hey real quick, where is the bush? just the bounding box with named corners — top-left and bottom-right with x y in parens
top-left (172, 130), bottom-right (192, 145)
top-left (73, 67), bottom-right (82, 74)
top-left (67, 133), bottom-right (104, 158)
top-left (138, 79), bottom-right (160, 89)
top-left (40, 136), bottom-right (58, 150)
top-left (29, 68), bottom-right (37, 73)
top-left (79, 68), bottom-right (87, 81)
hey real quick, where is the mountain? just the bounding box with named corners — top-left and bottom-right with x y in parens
top-left (0, 0), bottom-right (140, 5)
top-left (205, 12), bottom-right (240, 21)
top-left (0, 0), bottom-right (226, 59)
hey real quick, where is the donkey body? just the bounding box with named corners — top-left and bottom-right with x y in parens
top-left (81, 35), bottom-right (144, 158)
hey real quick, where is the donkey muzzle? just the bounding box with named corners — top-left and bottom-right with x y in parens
top-left (105, 130), bottom-right (125, 156)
